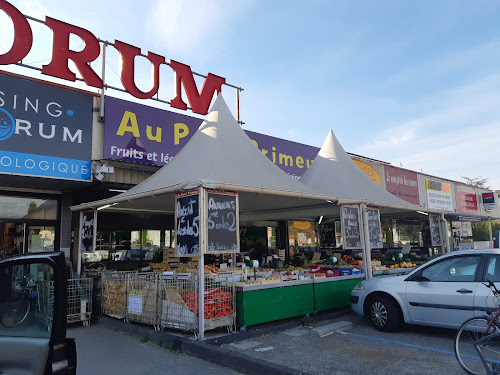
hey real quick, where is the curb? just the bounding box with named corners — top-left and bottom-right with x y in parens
top-left (96, 313), bottom-right (353, 375)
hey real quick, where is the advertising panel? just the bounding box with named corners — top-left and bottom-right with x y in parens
top-left (104, 96), bottom-right (203, 166)
top-left (482, 192), bottom-right (497, 211)
top-left (426, 179), bottom-right (453, 211)
top-left (429, 215), bottom-right (442, 246)
top-left (384, 166), bottom-right (420, 205)
top-left (0, 73), bottom-right (93, 180)
top-left (353, 160), bottom-right (381, 186)
top-left (455, 183), bottom-right (479, 215)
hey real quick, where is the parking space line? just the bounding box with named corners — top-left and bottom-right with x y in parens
top-left (339, 332), bottom-right (457, 356)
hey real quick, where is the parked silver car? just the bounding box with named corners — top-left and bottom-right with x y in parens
top-left (351, 249), bottom-right (500, 332)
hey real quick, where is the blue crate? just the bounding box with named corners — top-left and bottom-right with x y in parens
top-left (339, 268), bottom-right (353, 276)
top-left (352, 268), bottom-right (363, 275)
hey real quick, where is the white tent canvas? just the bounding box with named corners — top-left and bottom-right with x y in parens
top-left (72, 95), bottom-right (335, 215)
top-left (300, 129), bottom-right (425, 211)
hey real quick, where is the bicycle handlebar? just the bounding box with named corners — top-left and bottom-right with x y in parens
top-left (483, 279), bottom-right (500, 295)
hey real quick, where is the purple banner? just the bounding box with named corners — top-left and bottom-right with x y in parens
top-left (103, 96), bottom-right (203, 166)
top-left (245, 130), bottom-right (318, 178)
top-left (104, 96), bottom-right (320, 176)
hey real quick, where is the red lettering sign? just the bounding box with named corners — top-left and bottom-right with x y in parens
top-left (42, 17), bottom-right (103, 88)
top-left (0, 0), bottom-right (33, 64)
top-left (170, 60), bottom-right (226, 115)
top-left (0, 0), bottom-right (227, 115)
top-left (114, 40), bottom-right (165, 99)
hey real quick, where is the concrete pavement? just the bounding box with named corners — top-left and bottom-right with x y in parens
top-left (73, 312), bottom-right (470, 375)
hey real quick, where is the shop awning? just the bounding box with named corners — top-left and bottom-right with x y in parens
top-left (444, 213), bottom-right (500, 222)
top-left (71, 95), bottom-right (336, 215)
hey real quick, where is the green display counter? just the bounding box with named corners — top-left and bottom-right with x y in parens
top-left (313, 276), bottom-right (363, 312)
top-left (235, 275), bottom-right (369, 327)
top-left (236, 279), bottom-right (315, 327)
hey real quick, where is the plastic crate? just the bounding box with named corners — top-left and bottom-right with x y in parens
top-left (339, 268), bottom-right (353, 276)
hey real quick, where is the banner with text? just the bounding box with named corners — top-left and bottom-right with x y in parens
top-left (0, 73), bottom-right (93, 180)
top-left (455, 183), bottom-right (479, 215)
top-left (384, 166), bottom-right (420, 205)
top-left (426, 179), bottom-right (453, 211)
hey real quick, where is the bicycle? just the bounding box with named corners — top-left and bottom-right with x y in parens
top-left (0, 275), bottom-right (38, 328)
top-left (455, 279), bottom-right (500, 375)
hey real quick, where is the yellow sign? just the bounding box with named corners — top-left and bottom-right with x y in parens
top-left (353, 160), bottom-right (381, 185)
top-left (293, 221), bottom-right (311, 230)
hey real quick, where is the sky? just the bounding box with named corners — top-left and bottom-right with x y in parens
top-left (1, 0), bottom-right (499, 188)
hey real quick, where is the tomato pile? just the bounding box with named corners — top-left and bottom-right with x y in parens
top-left (181, 288), bottom-right (234, 319)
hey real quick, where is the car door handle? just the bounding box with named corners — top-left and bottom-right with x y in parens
top-left (456, 288), bottom-right (473, 294)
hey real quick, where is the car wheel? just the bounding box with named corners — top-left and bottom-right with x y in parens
top-left (368, 295), bottom-right (402, 332)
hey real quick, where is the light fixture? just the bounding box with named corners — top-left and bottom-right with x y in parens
top-left (416, 211), bottom-right (429, 216)
top-left (319, 215), bottom-right (324, 224)
top-left (109, 189), bottom-right (127, 193)
top-left (97, 203), bottom-right (117, 211)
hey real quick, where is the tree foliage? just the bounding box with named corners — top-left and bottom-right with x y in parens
top-left (462, 176), bottom-right (490, 189)
top-left (472, 220), bottom-right (500, 241)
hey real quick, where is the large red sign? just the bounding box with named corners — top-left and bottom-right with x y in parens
top-left (455, 183), bottom-right (478, 215)
top-left (0, 0), bottom-right (225, 115)
top-left (384, 166), bottom-right (420, 205)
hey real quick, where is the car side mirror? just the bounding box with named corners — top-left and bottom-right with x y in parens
top-left (408, 270), bottom-right (423, 281)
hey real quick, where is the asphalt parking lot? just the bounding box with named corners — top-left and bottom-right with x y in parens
top-left (223, 314), bottom-right (469, 375)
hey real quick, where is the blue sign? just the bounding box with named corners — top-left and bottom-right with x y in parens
top-left (0, 73), bottom-right (93, 180)
top-left (0, 150), bottom-right (91, 180)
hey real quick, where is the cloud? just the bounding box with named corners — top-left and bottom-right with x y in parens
top-left (146, 0), bottom-right (254, 60)
top-left (356, 73), bottom-right (500, 188)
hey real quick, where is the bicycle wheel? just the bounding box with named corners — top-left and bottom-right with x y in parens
top-left (0, 296), bottom-right (30, 328)
top-left (455, 317), bottom-right (500, 375)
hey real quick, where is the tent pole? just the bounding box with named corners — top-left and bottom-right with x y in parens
top-left (198, 188), bottom-right (206, 340)
top-left (360, 204), bottom-right (373, 279)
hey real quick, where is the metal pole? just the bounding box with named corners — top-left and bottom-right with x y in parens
top-left (77, 211), bottom-right (83, 275)
top-left (236, 89), bottom-right (241, 123)
top-left (489, 217), bottom-right (493, 248)
top-left (93, 210), bottom-right (98, 253)
top-left (198, 188), bottom-right (206, 339)
top-left (99, 43), bottom-right (107, 120)
top-left (360, 204), bottom-right (373, 279)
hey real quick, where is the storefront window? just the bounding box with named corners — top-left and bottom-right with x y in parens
top-left (0, 196), bottom-right (57, 220)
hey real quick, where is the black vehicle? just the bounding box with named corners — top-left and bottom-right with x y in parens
top-left (0, 252), bottom-right (76, 374)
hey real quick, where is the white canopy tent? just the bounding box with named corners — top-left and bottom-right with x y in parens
top-left (72, 95), bottom-right (336, 215)
top-left (298, 129), bottom-right (448, 277)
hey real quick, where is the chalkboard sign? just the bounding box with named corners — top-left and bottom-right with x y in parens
top-left (367, 208), bottom-right (383, 248)
top-left (207, 190), bottom-right (239, 253)
top-left (429, 215), bottom-right (442, 246)
top-left (175, 190), bottom-right (200, 256)
top-left (81, 211), bottom-right (95, 252)
top-left (319, 223), bottom-right (336, 248)
top-left (342, 205), bottom-right (362, 249)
